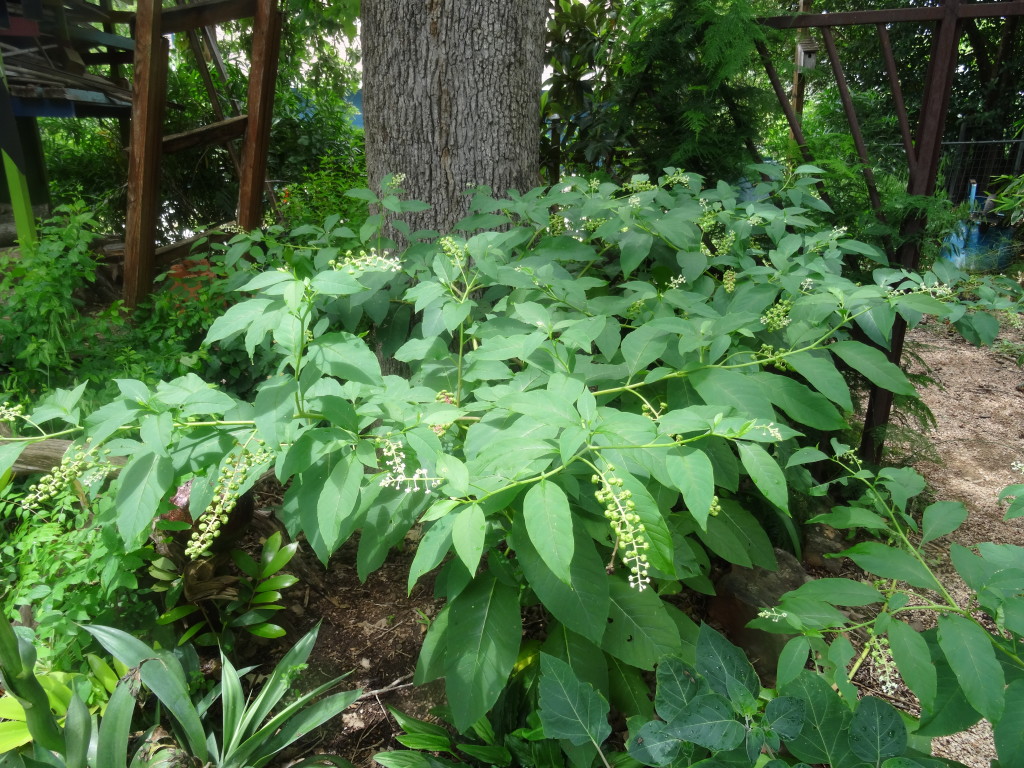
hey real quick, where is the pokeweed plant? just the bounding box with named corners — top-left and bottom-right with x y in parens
top-left (754, 446), bottom-right (1024, 767)
top-left (0, 167), bottom-right (1019, 736)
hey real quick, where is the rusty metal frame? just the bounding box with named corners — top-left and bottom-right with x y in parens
top-left (758, 0), bottom-right (1024, 464)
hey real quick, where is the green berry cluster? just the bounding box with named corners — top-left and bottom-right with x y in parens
top-left (438, 236), bottom-right (469, 267)
top-left (185, 440), bottom-right (272, 560)
top-left (756, 343), bottom-right (791, 372)
top-left (593, 468), bottom-right (651, 592)
top-left (583, 217), bottom-right (608, 232)
top-left (708, 495), bottom-right (722, 518)
top-left (0, 402), bottom-right (25, 423)
top-left (722, 269), bottom-right (737, 293)
top-left (760, 298), bottom-right (794, 332)
top-left (23, 441), bottom-right (111, 509)
top-left (622, 177), bottom-right (656, 194)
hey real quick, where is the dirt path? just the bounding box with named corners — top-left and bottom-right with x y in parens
top-left (902, 318), bottom-right (1024, 766)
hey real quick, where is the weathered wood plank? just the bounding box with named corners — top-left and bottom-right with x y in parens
top-left (160, 114), bottom-right (247, 154)
top-left (123, 0), bottom-right (167, 307)
top-left (161, 0), bottom-right (256, 34)
top-left (236, 0), bottom-right (280, 230)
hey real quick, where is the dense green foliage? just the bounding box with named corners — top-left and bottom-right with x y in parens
top-left (3, 166), bottom-right (1023, 765)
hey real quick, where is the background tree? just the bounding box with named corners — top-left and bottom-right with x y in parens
top-left (361, 0), bottom-right (548, 235)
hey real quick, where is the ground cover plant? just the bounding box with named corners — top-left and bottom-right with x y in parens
top-left (2, 167), bottom-right (1023, 767)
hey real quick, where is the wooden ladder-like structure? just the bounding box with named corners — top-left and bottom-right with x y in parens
top-left (123, 0), bottom-right (282, 306)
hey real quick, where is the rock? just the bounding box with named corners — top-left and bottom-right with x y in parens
top-left (708, 548), bottom-right (810, 684)
top-left (803, 523), bottom-right (848, 572)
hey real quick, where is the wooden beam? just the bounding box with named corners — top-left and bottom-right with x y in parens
top-left (160, 0), bottom-right (257, 34)
top-left (160, 114), bottom-right (247, 154)
top-left (236, 0), bottom-right (280, 230)
top-left (761, 0), bottom-right (1024, 29)
top-left (123, 0), bottom-right (167, 307)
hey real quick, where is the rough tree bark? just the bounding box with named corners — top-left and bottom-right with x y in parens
top-left (361, 0), bottom-right (548, 235)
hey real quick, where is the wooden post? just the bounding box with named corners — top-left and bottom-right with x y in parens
top-left (123, 0), bottom-right (167, 307)
top-left (236, 0), bottom-right (281, 230)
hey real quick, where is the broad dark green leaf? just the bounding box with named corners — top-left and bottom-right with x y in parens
top-left (603, 578), bottom-right (680, 670)
top-left (629, 720), bottom-right (683, 767)
top-left (541, 624), bottom-right (608, 694)
top-left (523, 481), bottom-right (574, 585)
top-left (937, 614), bottom-right (1004, 721)
top-left (408, 514), bottom-right (455, 593)
top-left (758, 373), bottom-right (847, 430)
top-left (850, 697), bottom-right (906, 762)
top-left (690, 367), bottom-right (775, 420)
top-left (779, 670), bottom-right (855, 768)
top-left (445, 573), bottom-right (522, 732)
top-left (655, 656), bottom-right (701, 723)
top-left (538, 654), bottom-right (611, 749)
top-left (665, 693), bottom-right (745, 751)
top-left (776, 637), bottom-right (810, 688)
top-left (696, 500), bottom-right (776, 570)
top-left (511, 519), bottom-right (609, 644)
top-left (695, 623), bottom-right (759, 699)
top-left (452, 503), bottom-right (487, 574)
top-left (764, 696), bottom-right (806, 740)
top-left (306, 332), bottom-right (383, 386)
top-left (621, 325), bottom-right (669, 374)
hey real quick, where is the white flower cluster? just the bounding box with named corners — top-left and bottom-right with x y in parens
top-left (328, 248), bottom-right (401, 275)
top-left (594, 468), bottom-right (651, 592)
top-left (378, 439), bottom-right (440, 494)
top-left (757, 607), bottom-right (789, 623)
top-left (757, 422), bottom-right (784, 441)
top-left (667, 275), bottom-right (687, 290)
top-left (867, 634), bottom-right (900, 696)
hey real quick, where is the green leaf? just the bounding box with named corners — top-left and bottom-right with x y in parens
top-left (306, 332), bottom-right (383, 386)
top-left (618, 231), bottom-right (653, 277)
top-left (665, 693), bottom-right (745, 751)
top-left (786, 351), bottom-right (853, 411)
top-left (629, 720), bottom-right (683, 767)
top-left (994, 679), bottom-right (1024, 768)
top-left (655, 656), bottom-right (701, 723)
top-left (737, 442), bottom-right (788, 511)
top-left (695, 623), bottom-right (759, 699)
top-left (408, 515), bottom-right (455, 593)
top-left (690, 367), bottom-right (775, 419)
top-left (316, 453), bottom-right (362, 557)
top-left (458, 744), bottom-right (511, 766)
top-left (758, 373), bottom-right (847, 430)
top-left (621, 325), bottom-right (669, 374)
top-left (850, 697), bottom-right (906, 762)
top-left (920, 501), bottom-right (968, 545)
top-left (666, 447), bottom-right (715, 530)
top-left (829, 340), bottom-right (916, 396)
top-left (523, 481), bottom-right (575, 585)
top-left (936, 614), bottom-right (1004, 721)
top-left (84, 626), bottom-right (208, 761)
top-left (445, 573), bottom-right (522, 732)
top-left (538, 653), bottom-right (611, 749)
top-left (842, 542), bottom-right (942, 591)
top-left (784, 578), bottom-right (883, 607)
top-left (696, 500), bottom-right (776, 570)
top-left (777, 637), bottom-right (810, 688)
top-left (95, 682), bottom-right (135, 768)
top-left (114, 451), bottom-right (174, 547)
top-left (452, 504), bottom-right (487, 574)
top-left (764, 696), bottom-right (806, 740)
top-left (887, 620), bottom-right (936, 710)
top-left (541, 624), bottom-right (608, 695)
top-left (511, 518), bottom-right (608, 644)
top-left (602, 578), bottom-right (680, 670)
top-left (780, 670), bottom-right (855, 768)
top-left (435, 454), bottom-right (470, 497)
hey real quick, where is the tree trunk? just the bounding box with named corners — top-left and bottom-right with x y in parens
top-left (361, 0), bottom-right (547, 235)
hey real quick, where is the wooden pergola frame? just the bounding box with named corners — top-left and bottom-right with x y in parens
top-left (123, 0), bottom-right (282, 306)
top-left (758, 0), bottom-right (1024, 464)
